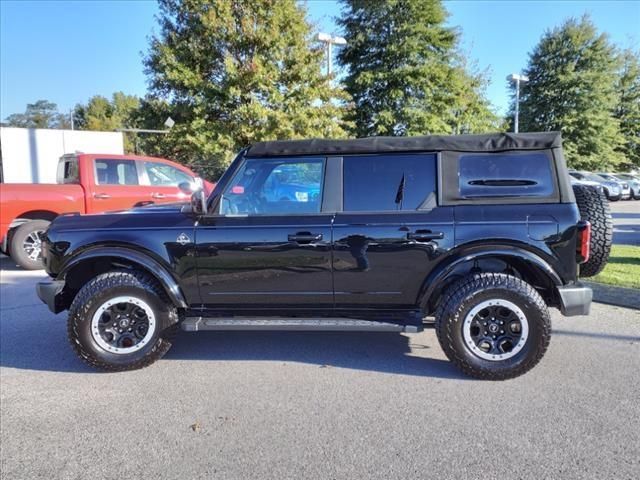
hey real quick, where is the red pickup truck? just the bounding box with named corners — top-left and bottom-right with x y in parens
top-left (0, 153), bottom-right (212, 269)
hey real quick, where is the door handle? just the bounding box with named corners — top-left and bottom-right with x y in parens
top-left (93, 193), bottom-right (111, 199)
top-left (407, 231), bottom-right (444, 241)
top-left (288, 233), bottom-right (323, 243)
top-left (152, 193), bottom-right (166, 199)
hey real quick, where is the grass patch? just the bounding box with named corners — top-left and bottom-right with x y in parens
top-left (591, 245), bottom-right (640, 289)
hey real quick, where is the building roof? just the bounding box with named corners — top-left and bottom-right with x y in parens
top-left (247, 132), bottom-right (562, 158)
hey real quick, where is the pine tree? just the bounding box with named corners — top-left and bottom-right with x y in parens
top-left (615, 49), bottom-right (640, 169)
top-left (143, 0), bottom-right (350, 175)
top-left (517, 15), bottom-right (624, 170)
top-left (336, 0), bottom-right (496, 137)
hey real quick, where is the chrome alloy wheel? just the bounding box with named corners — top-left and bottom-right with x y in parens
top-left (462, 299), bottom-right (529, 361)
top-left (23, 230), bottom-right (44, 261)
top-left (91, 296), bottom-right (156, 354)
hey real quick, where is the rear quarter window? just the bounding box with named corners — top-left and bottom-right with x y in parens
top-left (57, 158), bottom-right (79, 184)
top-left (459, 152), bottom-right (554, 198)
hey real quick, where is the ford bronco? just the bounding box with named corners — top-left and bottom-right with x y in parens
top-left (37, 132), bottom-right (597, 380)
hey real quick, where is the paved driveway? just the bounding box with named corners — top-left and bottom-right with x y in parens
top-left (611, 200), bottom-right (640, 245)
top-left (1, 260), bottom-right (639, 479)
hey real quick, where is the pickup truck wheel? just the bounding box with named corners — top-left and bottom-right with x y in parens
top-left (435, 273), bottom-right (551, 381)
top-left (572, 184), bottom-right (612, 277)
top-left (9, 220), bottom-right (50, 270)
top-left (68, 270), bottom-right (178, 371)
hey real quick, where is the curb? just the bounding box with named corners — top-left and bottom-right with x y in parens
top-left (584, 281), bottom-right (640, 310)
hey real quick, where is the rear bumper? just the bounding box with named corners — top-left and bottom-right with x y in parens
top-left (36, 280), bottom-right (66, 314)
top-left (558, 284), bottom-right (592, 316)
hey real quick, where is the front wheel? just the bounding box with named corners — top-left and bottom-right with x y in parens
top-left (68, 270), bottom-right (178, 371)
top-left (435, 273), bottom-right (551, 380)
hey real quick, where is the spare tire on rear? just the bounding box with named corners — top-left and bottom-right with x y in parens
top-left (572, 184), bottom-right (612, 277)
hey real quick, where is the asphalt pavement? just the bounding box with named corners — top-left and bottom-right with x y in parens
top-left (1, 259), bottom-right (639, 480)
top-left (611, 199), bottom-right (640, 245)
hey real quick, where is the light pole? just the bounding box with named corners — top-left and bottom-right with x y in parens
top-left (316, 32), bottom-right (347, 76)
top-left (507, 73), bottom-right (529, 133)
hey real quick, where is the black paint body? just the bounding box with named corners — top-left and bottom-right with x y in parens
top-left (41, 142), bottom-right (585, 323)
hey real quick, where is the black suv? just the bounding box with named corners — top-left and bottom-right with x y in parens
top-left (37, 132), bottom-right (594, 380)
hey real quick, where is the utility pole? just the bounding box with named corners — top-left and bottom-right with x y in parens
top-left (316, 33), bottom-right (347, 76)
top-left (507, 73), bottom-right (529, 133)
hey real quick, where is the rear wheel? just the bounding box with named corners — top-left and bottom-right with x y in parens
top-left (572, 184), bottom-right (612, 277)
top-left (9, 220), bottom-right (50, 270)
top-left (68, 270), bottom-right (178, 371)
top-left (435, 273), bottom-right (551, 380)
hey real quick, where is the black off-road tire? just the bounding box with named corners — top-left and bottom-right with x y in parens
top-left (68, 270), bottom-right (179, 371)
top-left (572, 184), bottom-right (612, 277)
top-left (9, 220), bottom-right (50, 270)
top-left (435, 273), bottom-right (551, 381)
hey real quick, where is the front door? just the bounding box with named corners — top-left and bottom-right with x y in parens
top-left (332, 153), bottom-right (454, 309)
top-left (195, 156), bottom-right (333, 310)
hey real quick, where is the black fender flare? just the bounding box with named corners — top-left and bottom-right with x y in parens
top-left (59, 246), bottom-right (188, 309)
top-left (418, 246), bottom-right (563, 312)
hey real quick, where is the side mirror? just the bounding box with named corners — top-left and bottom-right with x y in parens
top-left (191, 190), bottom-right (207, 215)
top-left (180, 178), bottom-right (207, 215)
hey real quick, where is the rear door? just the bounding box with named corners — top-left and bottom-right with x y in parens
top-left (332, 153), bottom-right (454, 309)
top-left (86, 158), bottom-right (146, 212)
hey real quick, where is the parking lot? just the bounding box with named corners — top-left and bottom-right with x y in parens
top-left (1, 245), bottom-right (639, 478)
top-left (612, 200), bottom-right (640, 245)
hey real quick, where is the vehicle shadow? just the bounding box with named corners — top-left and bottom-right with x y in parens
top-left (167, 330), bottom-right (466, 379)
top-left (0, 305), bottom-right (465, 379)
top-left (0, 256), bottom-right (23, 272)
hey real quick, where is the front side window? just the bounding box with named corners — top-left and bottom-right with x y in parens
top-left (95, 159), bottom-right (139, 185)
top-left (144, 162), bottom-right (193, 186)
top-left (343, 154), bottom-right (437, 211)
top-left (220, 158), bottom-right (324, 215)
top-left (459, 152), bottom-right (554, 198)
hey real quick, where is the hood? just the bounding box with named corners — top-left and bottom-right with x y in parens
top-left (49, 202), bottom-right (191, 232)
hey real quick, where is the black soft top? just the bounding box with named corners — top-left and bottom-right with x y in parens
top-left (247, 132), bottom-right (561, 158)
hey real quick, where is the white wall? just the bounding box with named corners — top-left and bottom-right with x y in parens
top-left (0, 127), bottom-right (124, 184)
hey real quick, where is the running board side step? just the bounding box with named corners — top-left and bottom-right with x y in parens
top-left (181, 317), bottom-right (421, 333)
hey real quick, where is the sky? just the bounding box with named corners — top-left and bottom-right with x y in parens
top-left (1, 0), bottom-right (639, 121)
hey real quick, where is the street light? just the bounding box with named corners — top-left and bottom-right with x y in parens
top-left (316, 32), bottom-right (347, 76)
top-left (507, 73), bottom-right (529, 134)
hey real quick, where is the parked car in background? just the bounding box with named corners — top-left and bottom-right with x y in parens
top-left (569, 176), bottom-right (604, 195)
top-left (595, 173), bottom-right (631, 200)
top-left (611, 173), bottom-right (640, 200)
top-left (569, 171), bottom-right (621, 201)
top-left (0, 154), bottom-right (213, 269)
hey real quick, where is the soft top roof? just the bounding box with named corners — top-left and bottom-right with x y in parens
top-left (247, 132), bottom-right (561, 158)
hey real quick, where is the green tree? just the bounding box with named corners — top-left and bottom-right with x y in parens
top-left (517, 16), bottom-right (624, 170)
top-left (614, 49), bottom-right (640, 169)
top-left (4, 99), bottom-right (70, 129)
top-left (143, 0), bottom-right (350, 176)
top-left (74, 92), bottom-right (140, 152)
top-left (336, 0), bottom-right (497, 137)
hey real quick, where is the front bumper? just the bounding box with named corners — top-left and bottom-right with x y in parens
top-left (36, 280), bottom-right (66, 314)
top-left (558, 284), bottom-right (592, 316)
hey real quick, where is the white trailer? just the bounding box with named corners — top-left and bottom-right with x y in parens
top-left (0, 127), bottom-right (124, 184)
